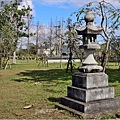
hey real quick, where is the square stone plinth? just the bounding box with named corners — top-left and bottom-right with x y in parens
top-left (55, 72), bottom-right (120, 118)
top-left (56, 97), bottom-right (120, 118)
top-left (72, 72), bottom-right (108, 89)
top-left (56, 96), bottom-right (120, 114)
top-left (67, 86), bottom-right (114, 102)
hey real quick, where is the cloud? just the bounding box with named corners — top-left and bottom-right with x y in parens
top-left (34, 0), bottom-right (119, 8)
top-left (34, 0), bottom-right (82, 8)
top-left (20, 0), bottom-right (33, 8)
top-left (0, 0), bottom-right (34, 11)
top-left (18, 0), bottom-right (35, 16)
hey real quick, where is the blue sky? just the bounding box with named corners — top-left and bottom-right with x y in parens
top-left (31, 0), bottom-right (83, 25)
top-left (1, 0), bottom-right (119, 25)
top-left (24, 0), bottom-right (119, 25)
top-left (32, 2), bottom-right (77, 25)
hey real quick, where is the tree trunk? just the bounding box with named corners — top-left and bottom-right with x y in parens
top-left (117, 56), bottom-right (120, 71)
top-left (3, 52), bottom-right (11, 69)
top-left (13, 51), bottom-right (16, 64)
top-left (0, 53), bottom-right (2, 69)
top-left (101, 51), bottom-right (109, 72)
top-left (66, 47), bottom-right (73, 73)
top-left (118, 64), bottom-right (120, 71)
top-left (4, 58), bottom-right (9, 69)
top-left (101, 37), bottom-right (110, 72)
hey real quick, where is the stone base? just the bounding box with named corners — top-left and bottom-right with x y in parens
top-left (59, 97), bottom-right (120, 113)
top-left (56, 100), bottom-right (120, 118)
top-left (72, 72), bottom-right (108, 89)
top-left (55, 72), bottom-right (120, 118)
top-left (67, 86), bottom-right (114, 102)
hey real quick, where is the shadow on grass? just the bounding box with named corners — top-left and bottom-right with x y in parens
top-left (48, 97), bottom-right (61, 103)
top-left (13, 67), bottom-right (120, 83)
top-left (13, 69), bottom-right (77, 83)
top-left (106, 68), bottom-right (120, 83)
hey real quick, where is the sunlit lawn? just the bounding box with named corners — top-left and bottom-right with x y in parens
top-left (0, 60), bottom-right (120, 119)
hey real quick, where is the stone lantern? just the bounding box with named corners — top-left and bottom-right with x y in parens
top-left (56, 11), bottom-right (120, 118)
top-left (76, 11), bottom-right (103, 72)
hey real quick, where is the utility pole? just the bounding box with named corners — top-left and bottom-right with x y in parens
top-left (27, 10), bottom-right (32, 63)
top-left (59, 21), bottom-right (62, 69)
top-left (49, 19), bottom-right (53, 56)
top-left (36, 22), bottom-right (39, 63)
top-left (54, 17), bottom-right (59, 56)
top-left (54, 19), bottom-right (64, 68)
top-left (27, 14), bottom-right (30, 57)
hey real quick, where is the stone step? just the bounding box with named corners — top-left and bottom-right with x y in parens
top-left (60, 96), bottom-right (120, 113)
top-left (55, 103), bottom-right (120, 119)
top-left (72, 72), bottom-right (108, 89)
top-left (67, 86), bottom-right (114, 102)
top-left (55, 103), bottom-right (86, 117)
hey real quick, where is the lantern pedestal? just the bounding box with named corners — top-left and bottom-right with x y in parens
top-left (79, 44), bottom-right (103, 73)
top-left (56, 72), bottom-right (120, 118)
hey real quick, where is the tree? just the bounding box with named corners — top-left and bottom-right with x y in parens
top-left (29, 43), bottom-right (36, 55)
top-left (26, 8), bottom-right (33, 62)
top-left (65, 18), bottom-right (79, 72)
top-left (110, 36), bottom-right (120, 69)
top-left (0, 1), bottom-right (32, 68)
top-left (71, 0), bottom-right (120, 72)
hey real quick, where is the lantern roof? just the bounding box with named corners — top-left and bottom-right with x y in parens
top-left (76, 11), bottom-right (103, 35)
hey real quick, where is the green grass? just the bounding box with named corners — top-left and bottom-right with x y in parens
top-left (106, 62), bottom-right (120, 97)
top-left (0, 60), bottom-right (120, 119)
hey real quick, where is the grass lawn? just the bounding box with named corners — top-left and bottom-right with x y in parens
top-left (0, 60), bottom-right (120, 119)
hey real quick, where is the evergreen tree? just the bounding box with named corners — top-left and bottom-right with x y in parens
top-left (0, 1), bottom-right (32, 68)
